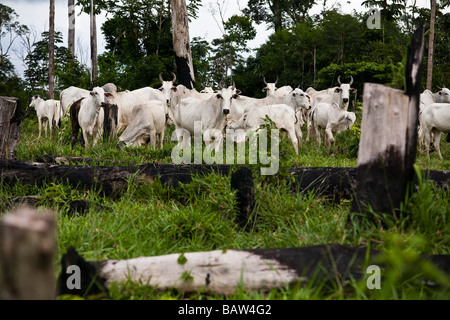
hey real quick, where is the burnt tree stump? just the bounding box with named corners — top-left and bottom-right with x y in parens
top-left (0, 96), bottom-right (23, 159)
top-left (349, 22), bottom-right (425, 224)
top-left (0, 206), bottom-right (55, 300)
top-left (230, 166), bottom-right (255, 228)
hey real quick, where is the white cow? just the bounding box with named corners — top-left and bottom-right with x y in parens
top-left (118, 100), bottom-right (167, 149)
top-left (310, 102), bottom-right (356, 149)
top-left (227, 103), bottom-right (301, 155)
top-left (77, 87), bottom-right (106, 147)
top-left (170, 82), bottom-right (240, 153)
top-left (29, 95), bottom-right (61, 139)
top-left (60, 86), bottom-right (91, 116)
top-left (104, 73), bottom-right (176, 134)
top-left (262, 77), bottom-right (293, 97)
top-left (418, 103), bottom-right (450, 159)
top-left (305, 76), bottom-right (357, 143)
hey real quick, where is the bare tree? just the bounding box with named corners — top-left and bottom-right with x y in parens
top-left (426, 0), bottom-right (436, 90)
top-left (90, 0), bottom-right (97, 89)
top-left (68, 0), bottom-right (75, 58)
top-left (170, 0), bottom-right (195, 88)
top-left (49, 0), bottom-right (55, 99)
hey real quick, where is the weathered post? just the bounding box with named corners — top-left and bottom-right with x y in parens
top-left (349, 22), bottom-right (424, 224)
top-left (0, 206), bottom-right (56, 300)
top-left (230, 166), bottom-right (255, 228)
top-left (0, 96), bottom-right (22, 159)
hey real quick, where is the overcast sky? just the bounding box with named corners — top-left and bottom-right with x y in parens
top-left (2, 0), bottom-right (436, 78)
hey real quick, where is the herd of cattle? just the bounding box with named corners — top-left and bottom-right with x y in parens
top-left (28, 74), bottom-right (450, 159)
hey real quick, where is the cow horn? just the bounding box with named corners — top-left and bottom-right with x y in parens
top-left (201, 82), bottom-right (206, 89)
top-left (232, 81), bottom-right (236, 90)
top-left (172, 72), bottom-right (177, 83)
top-left (274, 76), bottom-right (278, 86)
top-left (263, 77), bottom-right (268, 85)
top-left (159, 72), bottom-right (164, 83)
top-left (219, 80), bottom-right (225, 89)
top-left (437, 85), bottom-right (442, 90)
top-left (349, 75), bottom-right (354, 86)
top-left (337, 76), bottom-right (342, 85)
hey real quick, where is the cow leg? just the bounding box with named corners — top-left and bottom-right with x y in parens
top-left (314, 124), bottom-right (321, 147)
top-left (38, 118), bottom-right (42, 138)
top-left (287, 129), bottom-right (299, 155)
top-left (325, 126), bottom-right (334, 150)
top-left (433, 129), bottom-right (443, 160)
top-left (149, 130), bottom-right (157, 149)
top-left (424, 128), bottom-right (431, 159)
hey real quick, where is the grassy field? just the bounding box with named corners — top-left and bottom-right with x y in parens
top-left (1, 108), bottom-right (449, 300)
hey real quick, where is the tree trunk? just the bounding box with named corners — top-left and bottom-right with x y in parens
top-left (68, 0), bottom-right (75, 58)
top-left (0, 97), bottom-right (23, 159)
top-left (49, 0), bottom-right (55, 99)
top-left (426, 0), bottom-right (436, 90)
top-left (0, 206), bottom-right (56, 300)
top-left (90, 0), bottom-right (97, 90)
top-left (170, 0), bottom-right (195, 89)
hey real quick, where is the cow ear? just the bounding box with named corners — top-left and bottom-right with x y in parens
top-left (235, 89), bottom-right (241, 95)
top-left (350, 88), bottom-right (357, 93)
top-left (90, 91), bottom-right (95, 96)
top-left (216, 94), bottom-right (222, 99)
top-left (262, 87), bottom-right (268, 92)
top-left (439, 91), bottom-right (443, 95)
top-left (334, 88), bottom-right (341, 93)
top-left (306, 94), bottom-right (311, 103)
top-left (105, 92), bottom-right (113, 97)
top-left (172, 87), bottom-right (177, 92)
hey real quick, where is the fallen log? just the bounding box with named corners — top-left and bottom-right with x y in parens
top-left (56, 244), bottom-right (450, 297)
top-left (0, 159), bottom-right (448, 199)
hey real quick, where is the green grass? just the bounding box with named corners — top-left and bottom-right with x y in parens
top-left (2, 112), bottom-right (450, 300)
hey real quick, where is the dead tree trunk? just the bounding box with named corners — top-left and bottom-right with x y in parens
top-left (0, 97), bottom-right (23, 159)
top-left (90, 0), bottom-right (97, 90)
top-left (349, 22), bottom-right (424, 224)
top-left (170, 0), bottom-right (195, 89)
top-left (49, 0), bottom-right (55, 99)
top-left (0, 206), bottom-right (56, 300)
top-left (68, 0), bottom-right (75, 58)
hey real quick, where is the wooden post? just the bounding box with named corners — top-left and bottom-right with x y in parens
top-left (0, 206), bottom-right (56, 300)
top-left (0, 97), bottom-right (23, 159)
top-left (349, 22), bottom-right (424, 223)
top-left (230, 167), bottom-right (255, 228)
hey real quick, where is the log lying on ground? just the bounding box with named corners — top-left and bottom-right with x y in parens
top-left (56, 244), bottom-right (450, 297)
top-left (1, 159), bottom-right (448, 199)
top-left (0, 159), bottom-right (231, 196)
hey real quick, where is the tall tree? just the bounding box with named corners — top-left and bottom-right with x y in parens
top-left (243, 0), bottom-right (316, 32)
top-left (170, 0), bottom-right (195, 88)
top-left (49, 0), bottom-right (55, 99)
top-left (90, 0), bottom-right (97, 89)
top-left (426, 0), bottom-right (436, 90)
top-left (68, 0), bottom-right (75, 58)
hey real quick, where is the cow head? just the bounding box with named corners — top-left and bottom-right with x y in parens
top-left (217, 81), bottom-right (241, 115)
top-left (437, 86), bottom-right (450, 103)
top-left (29, 95), bottom-right (41, 108)
top-left (89, 87), bottom-right (106, 106)
top-left (159, 72), bottom-right (177, 105)
top-left (335, 76), bottom-right (357, 108)
top-left (287, 88), bottom-right (312, 111)
top-left (262, 76), bottom-right (278, 96)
